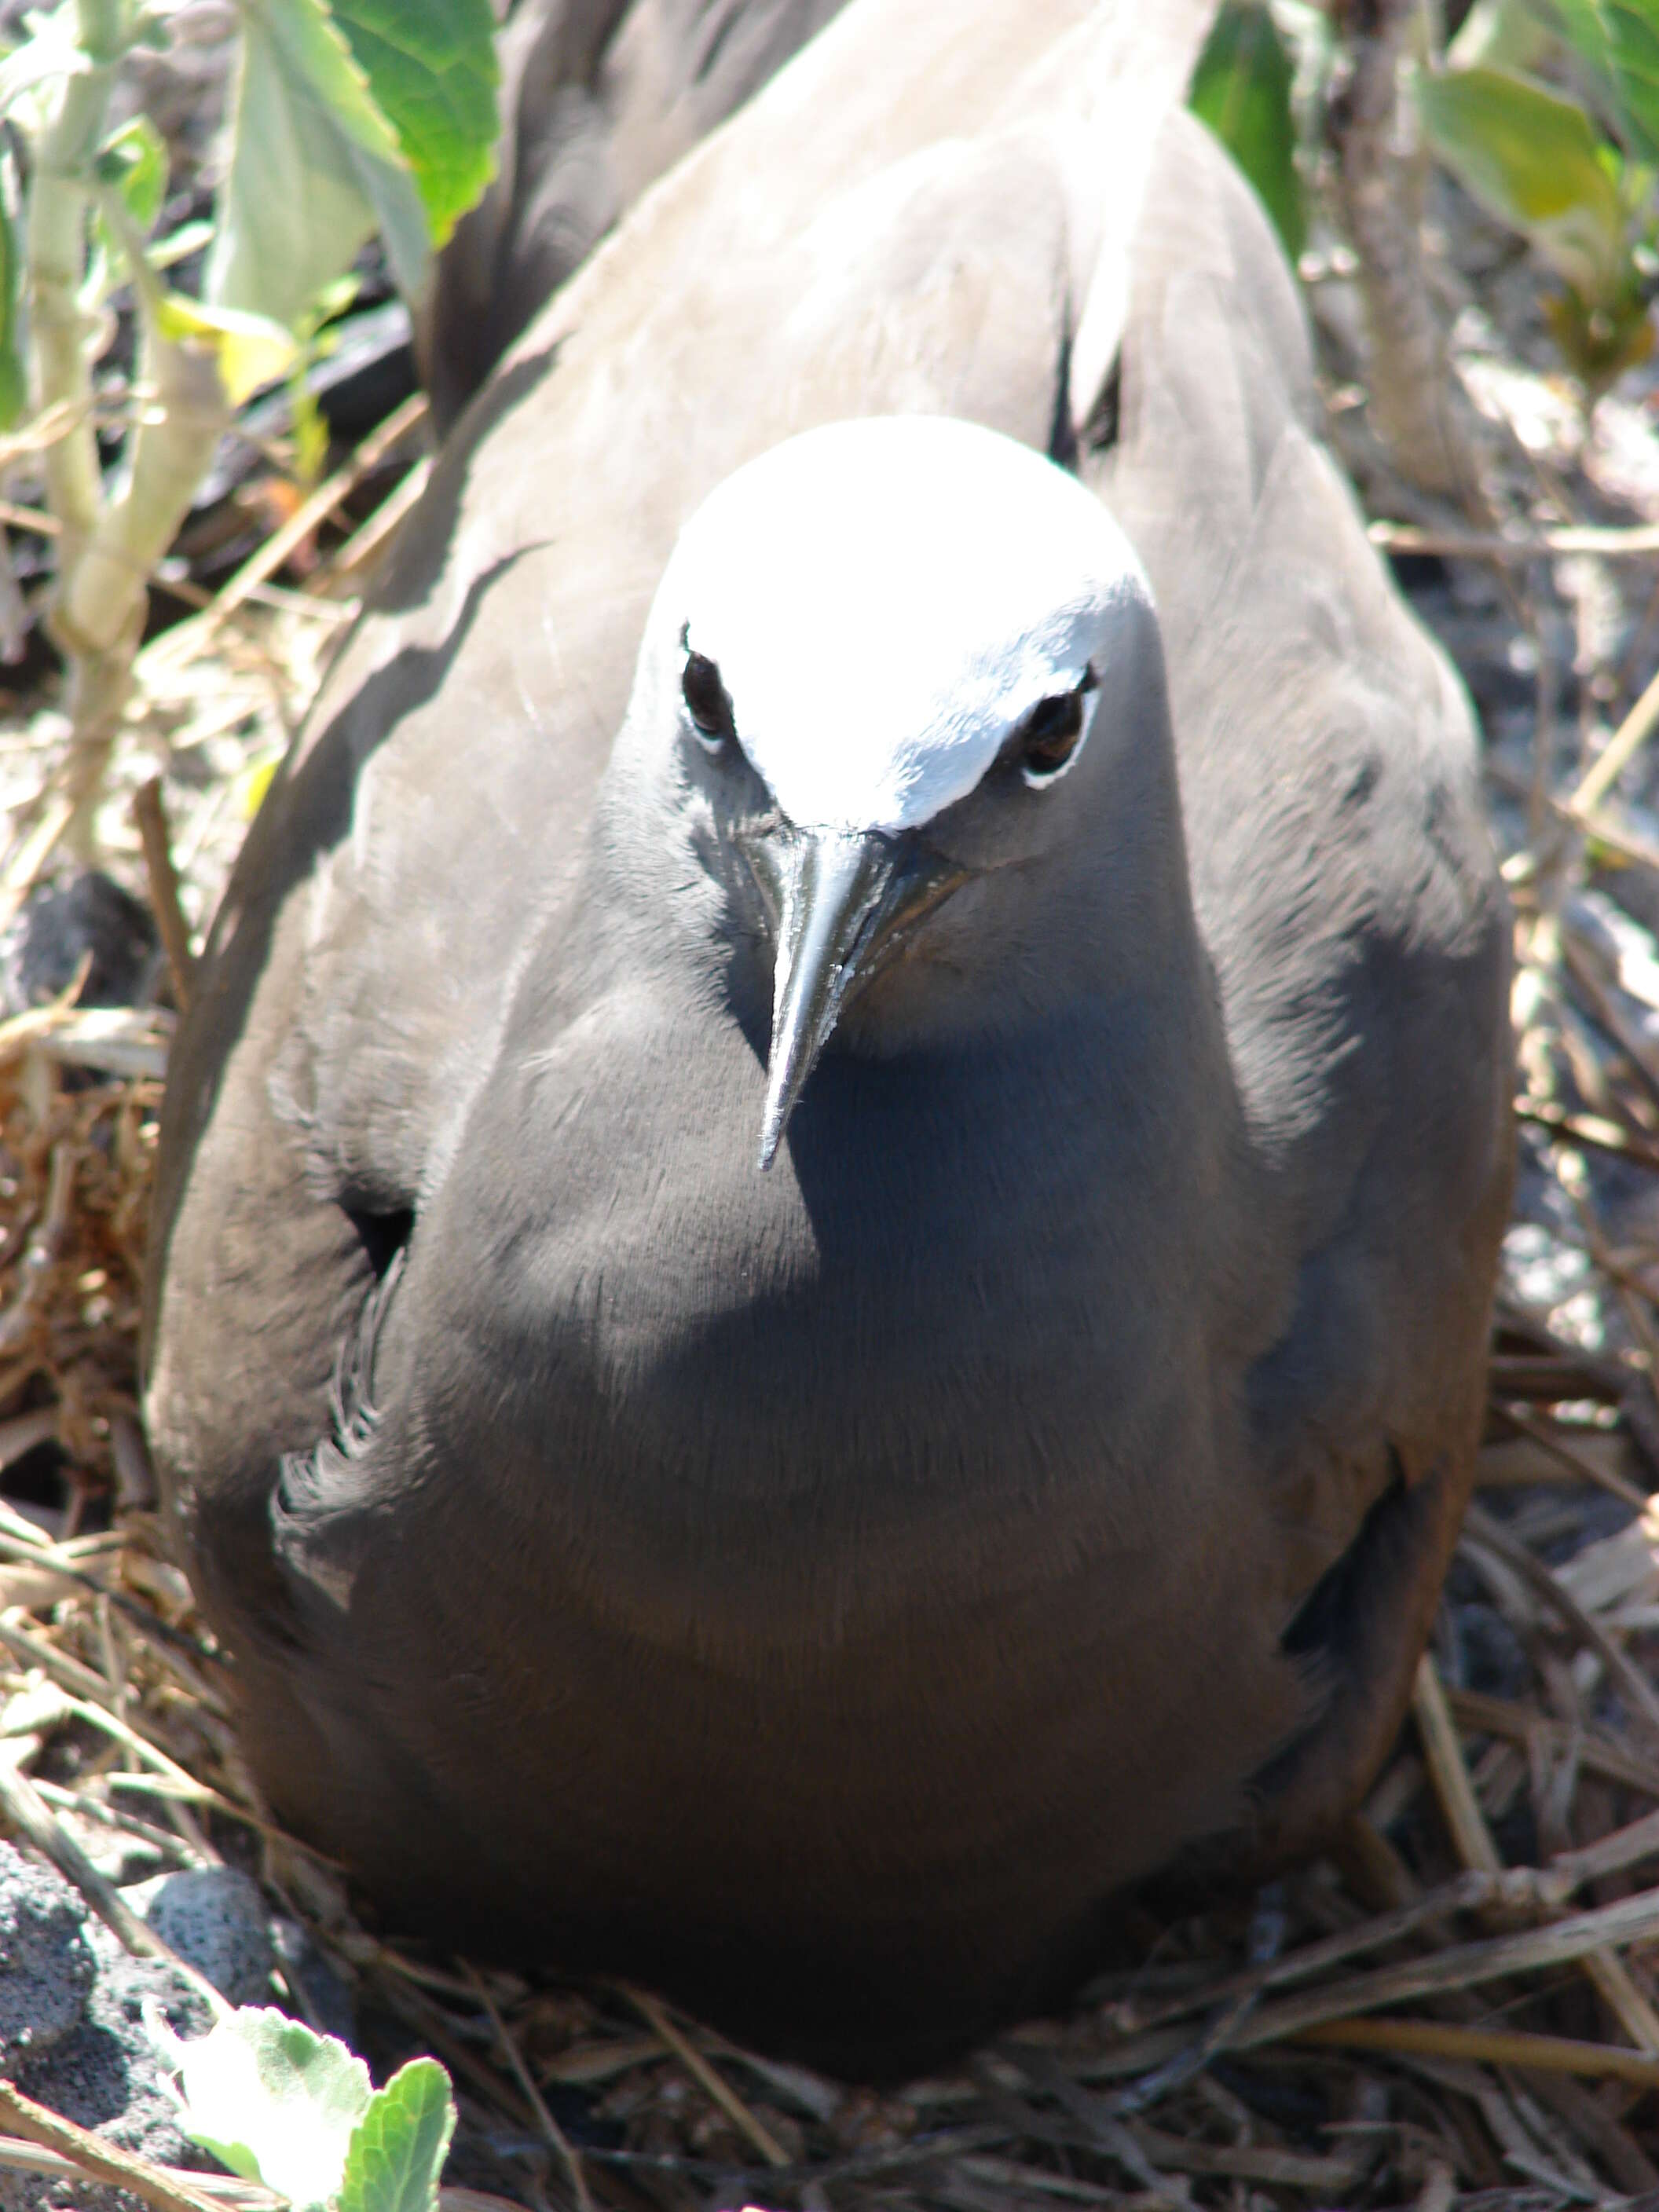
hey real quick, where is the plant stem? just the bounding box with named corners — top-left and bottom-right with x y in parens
top-left (56, 315), bottom-right (229, 835)
top-left (27, 5), bottom-right (236, 846)
top-left (53, 213), bottom-right (230, 838)
top-left (58, 203), bottom-right (229, 658)
top-left (1328, 0), bottom-right (1481, 503)
top-left (23, 0), bottom-right (130, 850)
top-left (26, 0), bottom-right (123, 560)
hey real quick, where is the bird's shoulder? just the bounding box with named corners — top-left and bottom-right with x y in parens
top-left (1098, 111), bottom-right (1509, 1218)
top-left (1086, 112), bottom-right (1512, 1595)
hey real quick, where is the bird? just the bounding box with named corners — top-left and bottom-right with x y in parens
top-left (417, 0), bottom-right (850, 432)
top-left (144, 0), bottom-right (1514, 2078)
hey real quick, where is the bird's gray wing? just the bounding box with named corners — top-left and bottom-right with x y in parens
top-left (1089, 113), bottom-right (1513, 1850)
top-left (416, 0), bottom-right (851, 430)
top-left (145, 0), bottom-right (1214, 1558)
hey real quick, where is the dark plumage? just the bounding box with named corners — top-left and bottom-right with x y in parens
top-left (145, 0), bottom-right (1513, 2078)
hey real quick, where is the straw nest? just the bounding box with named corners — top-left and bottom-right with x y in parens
top-left (4, 176), bottom-right (1659, 2212)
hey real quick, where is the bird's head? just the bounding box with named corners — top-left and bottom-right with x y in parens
top-left (617, 416), bottom-right (1174, 1169)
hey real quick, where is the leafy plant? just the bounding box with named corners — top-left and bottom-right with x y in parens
top-left (0, 0), bottom-right (498, 845)
top-left (1195, 0), bottom-right (1655, 491)
top-left (1190, 0), bottom-right (1309, 261)
top-left (1412, 0), bottom-right (1657, 390)
top-left (153, 2004), bottom-right (456, 2212)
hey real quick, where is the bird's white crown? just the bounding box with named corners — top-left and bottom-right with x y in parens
top-left (660, 416), bottom-right (1152, 833)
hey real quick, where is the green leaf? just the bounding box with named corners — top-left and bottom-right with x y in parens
top-left (1542, 276), bottom-right (1656, 386)
top-left (337, 2059), bottom-right (456, 2212)
top-left (155, 292), bottom-right (297, 405)
top-left (207, 0), bottom-right (429, 328)
top-left (87, 112), bottom-right (168, 302)
top-left (290, 375), bottom-right (329, 480)
top-left (251, 0), bottom-right (407, 167)
top-left (1188, 0), bottom-right (1306, 260)
top-left (339, 154), bottom-right (430, 308)
top-left (1414, 62), bottom-right (1628, 304)
top-left (96, 111), bottom-right (167, 233)
top-left (148, 217), bottom-right (215, 272)
top-left (302, 271), bottom-right (364, 339)
top-left (156, 2005), bottom-right (374, 2212)
top-left (0, 157), bottom-right (25, 429)
top-left (329, 0), bottom-right (499, 243)
top-left (1545, 0), bottom-right (1659, 162)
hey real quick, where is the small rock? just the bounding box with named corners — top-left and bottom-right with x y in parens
top-left (2, 1911), bottom-right (218, 2212)
top-left (0, 1844), bottom-right (95, 2067)
top-left (131, 1866), bottom-right (273, 2007)
top-left (0, 870), bottom-right (159, 1018)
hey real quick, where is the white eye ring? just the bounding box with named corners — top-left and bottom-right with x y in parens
top-left (1021, 745), bottom-right (1082, 792)
top-left (1018, 674), bottom-right (1096, 789)
top-left (681, 646), bottom-right (734, 753)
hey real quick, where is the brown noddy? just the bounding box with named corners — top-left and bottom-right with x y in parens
top-left (144, 0), bottom-right (1514, 2078)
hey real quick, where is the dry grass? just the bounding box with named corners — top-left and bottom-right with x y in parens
top-left (5, 205), bottom-right (1659, 2212)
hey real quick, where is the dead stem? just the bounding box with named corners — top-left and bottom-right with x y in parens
top-left (0, 2086), bottom-right (225, 2212)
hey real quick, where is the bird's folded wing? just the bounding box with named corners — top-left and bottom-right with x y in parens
top-left (1096, 112), bottom-right (1513, 1599)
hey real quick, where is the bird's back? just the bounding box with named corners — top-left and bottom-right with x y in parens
top-left (417, 0), bottom-right (853, 428)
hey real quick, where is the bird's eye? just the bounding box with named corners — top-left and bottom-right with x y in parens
top-left (682, 650), bottom-right (735, 751)
top-left (1020, 666), bottom-right (1097, 788)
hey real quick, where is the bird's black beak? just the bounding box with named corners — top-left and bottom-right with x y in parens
top-left (737, 822), bottom-right (965, 1170)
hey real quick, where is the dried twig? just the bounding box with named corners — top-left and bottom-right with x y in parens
top-left (1295, 2015), bottom-right (1659, 2087)
top-left (1569, 659), bottom-right (1659, 819)
top-left (0, 2134), bottom-right (278, 2204)
top-left (138, 391), bottom-right (429, 673)
top-left (1371, 519), bottom-right (1659, 561)
top-left (1236, 1884), bottom-right (1659, 2048)
top-left (1486, 1402), bottom-right (1650, 1514)
top-left (624, 1983), bottom-right (791, 2170)
top-left (464, 1962), bottom-right (594, 2212)
top-left (0, 2082), bottom-right (223, 2212)
top-left (1464, 1502), bottom-right (1659, 1763)
top-left (1415, 1652), bottom-right (1504, 1877)
top-left (134, 775), bottom-right (196, 1011)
